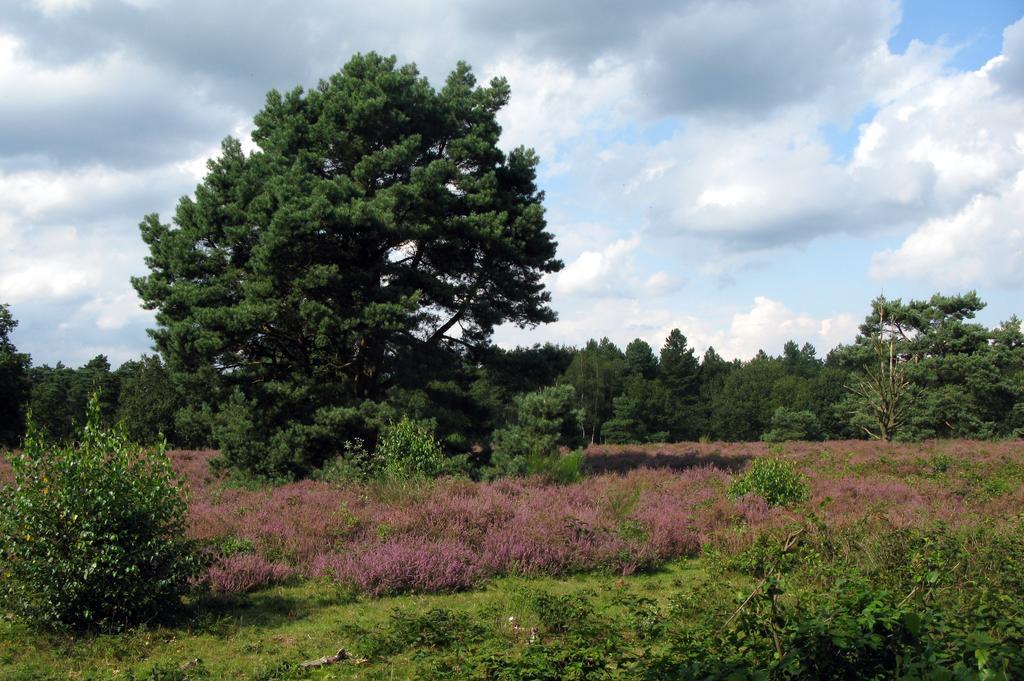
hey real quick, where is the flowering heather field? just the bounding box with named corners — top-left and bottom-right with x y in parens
top-left (91, 439), bottom-right (1011, 596)
top-left (3, 439), bottom-right (1024, 679)
top-left (3, 440), bottom-right (1022, 598)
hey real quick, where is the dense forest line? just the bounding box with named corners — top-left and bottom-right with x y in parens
top-left (2, 290), bottom-right (1022, 473)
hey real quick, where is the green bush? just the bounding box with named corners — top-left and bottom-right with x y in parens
top-left (0, 394), bottom-right (197, 630)
top-left (525, 449), bottom-right (586, 484)
top-left (761, 406), bottom-right (821, 442)
top-left (729, 457), bottom-right (809, 507)
top-left (375, 416), bottom-right (449, 479)
top-left (313, 438), bottom-right (374, 482)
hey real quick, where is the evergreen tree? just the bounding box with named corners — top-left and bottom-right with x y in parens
top-left (623, 338), bottom-right (658, 380)
top-left (132, 54), bottom-right (562, 477)
top-left (695, 346), bottom-right (734, 438)
top-left (0, 303), bottom-right (31, 447)
top-left (839, 292), bottom-right (1023, 440)
top-left (69, 355), bottom-right (119, 427)
top-left (489, 384), bottom-right (582, 475)
top-left (602, 376), bottom-right (674, 444)
top-left (658, 329), bottom-right (700, 440)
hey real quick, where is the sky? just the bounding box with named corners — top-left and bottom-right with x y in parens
top-left (2, 0), bottom-right (1023, 367)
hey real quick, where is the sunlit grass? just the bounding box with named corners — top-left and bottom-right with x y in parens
top-left (0, 560), bottom-right (708, 680)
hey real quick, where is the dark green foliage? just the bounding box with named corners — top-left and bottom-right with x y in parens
top-left (26, 356), bottom-right (120, 442)
top-left (0, 303), bottom-right (31, 447)
top-left (710, 356), bottom-right (788, 441)
top-left (489, 384), bottom-right (583, 478)
top-left (846, 296), bottom-right (916, 441)
top-left (116, 354), bottom-right (180, 445)
top-left (658, 329), bottom-right (701, 440)
top-left (762, 406), bottom-right (821, 442)
top-left (479, 344), bottom-right (577, 401)
top-left (561, 338), bottom-right (625, 443)
top-left (781, 340), bottom-right (821, 378)
top-left (0, 395), bottom-right (197, 631)
top-left (808, 366), bottom-right (856, 438)
top-left (602, 376), bottom-right (674, 444)
top-left (729, 457), bottom-right (809, 506)
top-left (659, 330), bottom-right (699, 398)
top-left (132, 53), bottom-right (561, 477)
top-left (26, 363), bottom-right (76, 441)
top-left (467, 343), bottom-right (578, 453)
top-left (623, 338), bottom-right (658, 380)
top-left (837, 292), bottom-right (1024, 441)
top-left (69, 356), bottom-right (120, 426)
top-left (695, 346), bottom-right (735, 437)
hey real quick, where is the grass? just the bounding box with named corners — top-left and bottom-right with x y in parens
top-left (0, 560), bottom-right (712, 680)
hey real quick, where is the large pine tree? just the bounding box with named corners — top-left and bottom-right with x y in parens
top-left (133, 54), bottom-right (562, 476)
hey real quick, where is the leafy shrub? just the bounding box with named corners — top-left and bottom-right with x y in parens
top-left (375, 417), bottom-right (448, 479)
top-left (0, 394), bottom-right (198, 630)
top-left (212, 534), bottom-right (256, 558)
top-left (761, 407), bottom-right (821, 442)
top-left (313, 438), bottom-right (374, 482)
top-left (729, 457), bottom-right (809, 507)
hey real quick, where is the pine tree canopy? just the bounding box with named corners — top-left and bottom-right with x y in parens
top-left (132, 53), bottom-right (562, 476)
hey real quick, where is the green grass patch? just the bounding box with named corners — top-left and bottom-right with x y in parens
top-left (0, 561), bottom-right (707, 680)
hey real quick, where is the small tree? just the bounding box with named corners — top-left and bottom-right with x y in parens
top-left (847, 297), bottom-right (914, 441)
top-left (489, 384), bottom-right (583, 478)
top-left (728, 458), bottom-right (808, 507)
top-left (0, 395), bottom-right (197, 630)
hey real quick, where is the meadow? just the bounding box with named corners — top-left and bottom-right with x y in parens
top-left (3, 439), bottom-right (1024, 679)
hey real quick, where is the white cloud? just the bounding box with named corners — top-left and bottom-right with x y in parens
top-left (0, 257), bottom-right (101, 304)
top-left (572, 24), bottom-right (1022, 273)
top-left (641, 271), bottom-right (681, 297)
top-left (636, 0), bottom-right (900, 118)
top-left (548, 236), bottom-right (640, 296)
top-left (2, 1), bottom-right (1022, 367)
top-left (0, 31), bottom-right (239, 167)
top-left (990, 17), bottom-right (1024, 95)
top-left (80, 293), bottom-right (153, 330)
top-left (488, 56), bottom-right (634, 170)
top-left (494, 295), bottom-right (679, 351)
top-left (870, 171), bottom-right (1024, 287)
